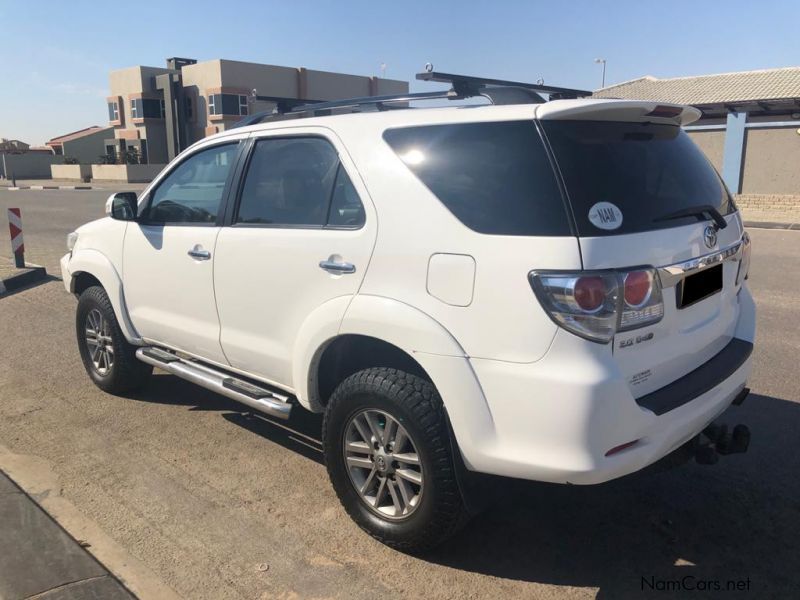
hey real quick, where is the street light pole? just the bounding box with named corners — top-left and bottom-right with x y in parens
top-left (594, 58), bottom-right (607, 88)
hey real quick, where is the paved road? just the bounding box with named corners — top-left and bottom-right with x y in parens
top-left (0, 189), bottom-right (798, 598)
top-left (0, 187), bottom-right (144, 275)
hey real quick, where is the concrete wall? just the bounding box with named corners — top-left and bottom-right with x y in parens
top-left (741, 127), bottom-right (800, 195)
top-left (0, 153), bottom-right (64, 179)
top-left (51, 164), bottom-right (92, 181)
top-left (180, 61), bottom-right (225, 144)
top-left (61, 128), bottom-right (113, 164)
top-left (91, 163), bottom-right (166, 183)
top-left (218, 60), bottom-right (296, 96)
top-left (735, 193), bottom-right (800, 212)
top-left (143, 125), bottom-right (169, 164)
top-left (687, 130), bottom-right (725, 172)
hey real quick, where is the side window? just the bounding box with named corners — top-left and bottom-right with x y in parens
top-left (147, 143), bottom-right (238, 224)
top-left (327, 166), bottom-right (365, 228)
top-left (236, 137), bottom-right (364, 228)
top-left (384, 121), bottom-right (570, 236)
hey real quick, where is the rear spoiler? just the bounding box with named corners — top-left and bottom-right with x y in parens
top-left (535, 99), bottom-right (701, 127)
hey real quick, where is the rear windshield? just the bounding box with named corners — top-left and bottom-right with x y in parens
top-left (542, 120), bottom-right (735, 236)
top-left (383, 121), bottom-right (570, 236)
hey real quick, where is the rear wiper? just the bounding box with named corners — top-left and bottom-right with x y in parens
top-left (654, 204), bottom-right (728, 230)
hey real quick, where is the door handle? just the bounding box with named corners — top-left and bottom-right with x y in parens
top-left (188, 246), bottom-right (211, 260)
top-left (319, 259), bottom-right (356, 274)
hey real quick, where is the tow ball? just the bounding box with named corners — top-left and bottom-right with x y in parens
top-left (693, 388), bottom-right (751, 465)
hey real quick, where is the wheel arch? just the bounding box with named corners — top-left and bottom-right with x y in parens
top-left (294, 294), bottom-right (468, 412)
top-left (67, 249), bottom-right (141, 344)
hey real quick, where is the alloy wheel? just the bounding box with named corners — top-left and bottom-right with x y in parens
top-left (85, 308), bottom-right (114, 375)
top-left (343, 409), bottom-right (424, 520)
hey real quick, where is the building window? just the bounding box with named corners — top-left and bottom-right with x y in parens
top-left (108, 101), bottom-right (119, 122)
top-left (131, 98), bottom-right (165, 120)
top-left (208, 93), bottom-right (249, 116)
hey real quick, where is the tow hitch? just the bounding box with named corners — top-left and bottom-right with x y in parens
top-left (694, 422), bottom-right (751, 464)
top-left (694, 387), bottom-right (751, 465)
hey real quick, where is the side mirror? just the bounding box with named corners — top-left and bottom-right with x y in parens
top-left (105, 192), bottom-right (139, 221)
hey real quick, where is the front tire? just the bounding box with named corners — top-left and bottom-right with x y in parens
top-left (322, 368), bottom-right (467, 552)
top-left (76, 286), bottom-right (151, 394)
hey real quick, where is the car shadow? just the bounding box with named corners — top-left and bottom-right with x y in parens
top-left (422, 392), bottom-right (800, 598)
top-left (126, 377), bottom-right (800, 598)
top-left (127, 372), bottom-right (325, 464)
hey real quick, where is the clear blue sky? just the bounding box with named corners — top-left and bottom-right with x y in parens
top-left (2, 0), bottom-right (799, 144)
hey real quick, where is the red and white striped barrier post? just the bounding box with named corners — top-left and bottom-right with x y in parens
top-left (8, 208), bottom-right (25, 268)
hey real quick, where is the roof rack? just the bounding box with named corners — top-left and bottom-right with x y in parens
top-left (231, 69), bottom-right (592, 128)
top-left (234, 89), bottom-right (461, 128)
top-left (416, 70), bottom-right (591, 100)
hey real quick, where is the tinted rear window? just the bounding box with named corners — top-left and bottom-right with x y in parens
top-left (542, 120), bottom-right (734, 236)
top-left (383, 121), bottom-right (570, 236)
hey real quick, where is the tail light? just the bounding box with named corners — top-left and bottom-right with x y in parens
top-left (736, 231), bottom-right (751, 285)
top-left (529, 267), bottom-right (664, 343)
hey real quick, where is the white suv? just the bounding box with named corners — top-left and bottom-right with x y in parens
top-left (61, 72), bottom-right (755, 552)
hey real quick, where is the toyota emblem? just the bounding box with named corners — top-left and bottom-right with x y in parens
top-left (703, 225), bottom-right (718, 249)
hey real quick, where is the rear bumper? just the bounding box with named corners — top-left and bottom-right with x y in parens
top-left (448, 286), bottom-right (756, 485)
top-left (635, 337), bottom-right (752, 415)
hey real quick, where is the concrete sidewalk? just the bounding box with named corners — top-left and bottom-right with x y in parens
top-left (0, 471), bottom-right (134, 600)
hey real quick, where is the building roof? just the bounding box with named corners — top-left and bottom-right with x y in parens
top-left (594, 67), bottom-right (800, 106)
top-left (47, 126), bottom-right (111, 146)
top-left (0, 138), bottom-right (30, 150)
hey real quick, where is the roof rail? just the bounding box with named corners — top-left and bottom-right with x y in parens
top-left (233, 95), bottom-right (324, 129)
top-left (231, 68), bottom-right (591, 128)
top-left (233, 90), bottom-right (460, 128)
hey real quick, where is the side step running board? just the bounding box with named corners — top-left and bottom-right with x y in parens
top-left (136, 347), bottom-right (292, 420)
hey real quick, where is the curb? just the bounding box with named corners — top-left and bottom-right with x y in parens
top-left (0, 265), bottom-right (47, 296)
top-left (4, 185), bottom-right (94, 191)
top-left (743, 221), bottom-right (799, 230)
top-left (0, 471), bottom-right (135, 599)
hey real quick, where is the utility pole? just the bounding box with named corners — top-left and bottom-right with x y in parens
top-left (594, 58), bottom-right (607, 88)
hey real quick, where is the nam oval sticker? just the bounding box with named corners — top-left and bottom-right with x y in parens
top-left (588, 202), bottom-right (623, 230)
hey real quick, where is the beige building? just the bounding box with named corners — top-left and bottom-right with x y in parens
top-left (596, 68), bottom-right (800, 202)
top-left (106, 57), bottom-right (408, 166)
top-left (47, 126), bottom-right (113, 164)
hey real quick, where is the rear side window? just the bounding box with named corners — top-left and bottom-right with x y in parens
top-left (236, 137), bottom-right (365, 228)
top-left (542, 120), bottom-right (734, 236)
top-left (327, 166), bottom-right (365, 228)
top-left (383, 121), bottom-right (570, 236)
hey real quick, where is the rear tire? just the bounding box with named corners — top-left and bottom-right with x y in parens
top-left (323, 367), bottom-right (467, 552)
top-left (76, 286), bottom-right (151, 394)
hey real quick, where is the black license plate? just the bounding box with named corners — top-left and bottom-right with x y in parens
top-left (677, 264), bottom-right (723, 309)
